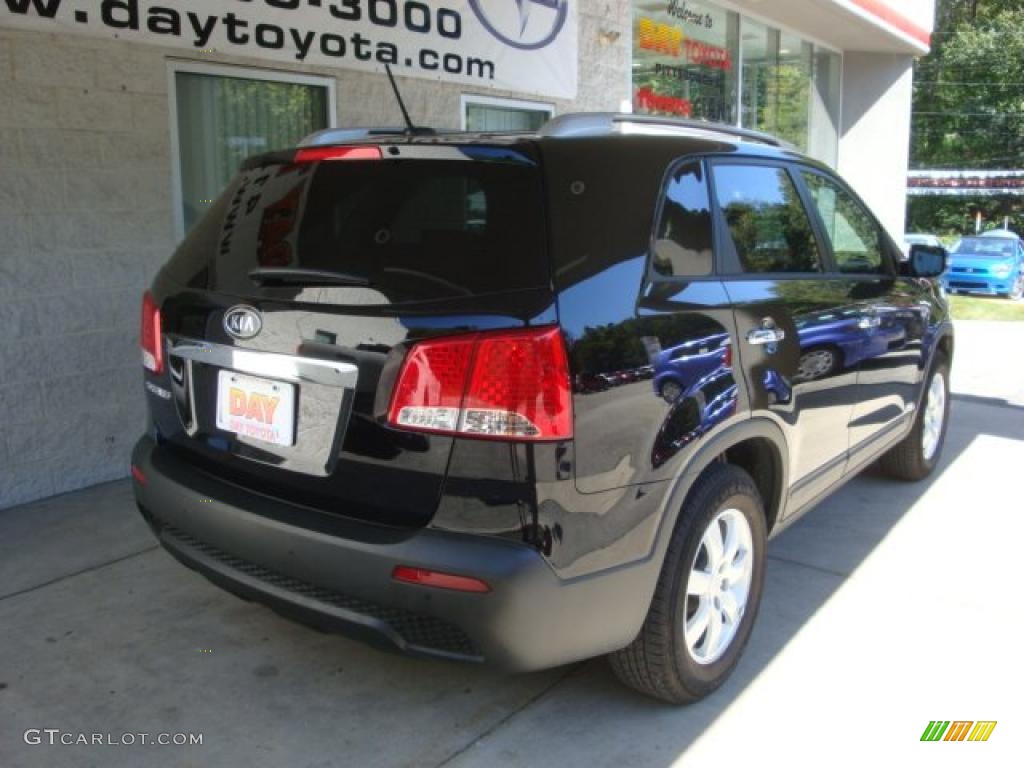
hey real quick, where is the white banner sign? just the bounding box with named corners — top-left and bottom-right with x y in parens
top-left (1, 0), bottom-right (578, 99)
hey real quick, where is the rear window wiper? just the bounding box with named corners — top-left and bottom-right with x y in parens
top-left (248, 267), bottom-right (371, 287)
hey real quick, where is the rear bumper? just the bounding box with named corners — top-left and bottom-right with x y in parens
top-left (131, 436), bottom-right (650, 671)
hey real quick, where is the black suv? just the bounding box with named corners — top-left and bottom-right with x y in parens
top-left (132, 113), bottom-right (952, 703)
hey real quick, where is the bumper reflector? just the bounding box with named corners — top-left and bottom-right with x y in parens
top-left (392, 566), bottom-right (490, 593)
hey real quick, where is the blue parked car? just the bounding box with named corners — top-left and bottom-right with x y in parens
top-left (943, 234), bottom-right (1024, 299)
top-left (652, 333), bottom-right (730, 402)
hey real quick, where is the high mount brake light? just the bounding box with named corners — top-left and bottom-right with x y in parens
top-left (292, 146), bottom-right (383, 163)
top-left (141, 291), bottom-right (163, 375)
top-left (387, 326), bottom-right (573, 442)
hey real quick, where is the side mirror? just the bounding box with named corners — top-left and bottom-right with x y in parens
top-left (903, 244), bottom-right (947, 278)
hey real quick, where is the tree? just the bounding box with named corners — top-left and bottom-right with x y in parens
top-left (908, 0), bottom-right (1024, 235)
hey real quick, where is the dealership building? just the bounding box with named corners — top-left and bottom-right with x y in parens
top-left (0, 0), bottom-right (934, 509)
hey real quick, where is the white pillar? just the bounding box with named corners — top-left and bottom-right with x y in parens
top-left (837, 52), bottom-right (915, 240)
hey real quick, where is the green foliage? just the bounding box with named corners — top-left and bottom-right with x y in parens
top-left (913, 6), bottom-right (1024, 169)
top-left (906, 195), bottom-right (1021, 237)
top-left (909, 0), bottom-right (1024, 235)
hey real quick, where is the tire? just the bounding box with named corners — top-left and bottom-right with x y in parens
top-left (1010, 277), bottom-right (1023, 301)
top-left (659, 379), bottom-right (684, 403)
top-left (609, 464), bottom-right (767, 704)
top-left (879, 353), bottom-right (950, 481)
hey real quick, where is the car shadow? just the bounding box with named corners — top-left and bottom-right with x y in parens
top-left (452, 395), bottom-right (1023, 763)
top-left (2, 400), bottom-right (1018, 767)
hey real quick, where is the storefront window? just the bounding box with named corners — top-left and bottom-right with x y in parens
top-left (741, 24), bottom-right (812, 151)
top-left (739, 19), bottom-right (777, 136)
top-left (632, 1), bottom-right (739, 123)
top-left (463, 98), bottom-right (552, 131)
top-left (809, 49), bottom-right (842, 166)
top-left (631, 2), bottom-right (840, 166)
top-left (776, 33), bottom-right (813, 151)
top-left (174, 68), bottom-right (330, 233)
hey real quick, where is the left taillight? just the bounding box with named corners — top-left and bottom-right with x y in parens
top-left (387, 326), bottom-right (572, 441)
top-left (140, 291), bottom-right (163, 374)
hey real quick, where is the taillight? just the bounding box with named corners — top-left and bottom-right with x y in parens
top-left (140, 291), bottom-right (163, 374)
top-left (388, 326), bottom-right (572, 441)
top-left (293, 145), bottom-right (382, 163)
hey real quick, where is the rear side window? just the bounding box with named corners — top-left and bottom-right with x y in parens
top-left (209, 157), bottom-right (547, 302)
top-left (712, 164), bottom-right (822, 274)
top-left (801, 171), bottom-right (888, 274)
top-left (651, 161), bottom-right (713, 277)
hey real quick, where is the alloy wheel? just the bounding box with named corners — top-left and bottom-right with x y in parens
top-left (922, 371), bottom-right (946, 461)
top-left (684, 508), bottom-right (754, 665)
top-left (796, 349), bottom-right (835, 381)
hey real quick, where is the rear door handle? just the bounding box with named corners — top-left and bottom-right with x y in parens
top-left (746, 327), bottom-right (786, 345)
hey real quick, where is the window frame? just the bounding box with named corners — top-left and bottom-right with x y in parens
top-left (459, 93), bottom-right (554, 132)
top-left (792, 164), bottom-right (899, 278)
top-left (706, 155), bottom-right (833, 279)
top-left (167, 60), bottom-right (337, 240)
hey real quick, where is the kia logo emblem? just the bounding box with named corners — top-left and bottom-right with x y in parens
top-left (469, 0), bottom-right (569, 50)
top-left (223, 306), bottom-right (263, 340)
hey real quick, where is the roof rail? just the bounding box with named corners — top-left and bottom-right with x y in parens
top-left (538, 112), bottom-right (788, 148)
top-left (299, 126), bottom-right (436, 146)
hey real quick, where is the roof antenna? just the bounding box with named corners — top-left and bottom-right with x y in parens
top-left (384, 64), bottom-right (421, 136)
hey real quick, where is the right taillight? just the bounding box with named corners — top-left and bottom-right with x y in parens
top-left (387, 326), bottom-right (572, 441)
top-left (141, 291), bottom-right (163, 374)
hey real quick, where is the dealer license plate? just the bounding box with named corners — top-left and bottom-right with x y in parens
top-left (215, 370), bottom-right (295, 447)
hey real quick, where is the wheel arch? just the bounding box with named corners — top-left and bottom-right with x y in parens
top-left (593, 419), bottom-right (790, 656)
top-left (657, 418), bottom-right (789, 549)
top-left (935, 327), bottom-right (954, 365)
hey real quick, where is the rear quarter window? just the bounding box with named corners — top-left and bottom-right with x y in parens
top-left (651, 160), bottom-right (714, 278)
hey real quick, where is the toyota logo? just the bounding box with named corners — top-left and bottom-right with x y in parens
top-left (469, 0), bottom-right (569, 50)
top-left (223, 306), bottom-right (263, 340)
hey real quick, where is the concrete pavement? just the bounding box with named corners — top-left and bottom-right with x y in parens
top-left (950, 319), bottom-right (1024, 406)
top-left (1, 329), bottom-right (1021, 767)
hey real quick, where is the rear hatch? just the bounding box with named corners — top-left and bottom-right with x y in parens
top-left (145, 141), bottom-right (554, 528)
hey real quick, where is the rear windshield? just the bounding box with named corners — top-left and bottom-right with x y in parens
top-left (952, 238), bottom-right (1016, 258)
top-left (187, 157), bottom-right (547, 302)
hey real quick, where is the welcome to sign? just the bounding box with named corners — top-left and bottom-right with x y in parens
top-left (2, 0), bottom-right (579, 99)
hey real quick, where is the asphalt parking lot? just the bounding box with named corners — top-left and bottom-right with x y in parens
top-left (1, 320), bottom-right (1020, 767)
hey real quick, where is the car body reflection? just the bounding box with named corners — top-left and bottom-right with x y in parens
top-left (652, 332), bottom-right (730, 402)
top-left (651, 366), bottom-right (738, 468)
top-left (792, 303), bottom-right (926, 383)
